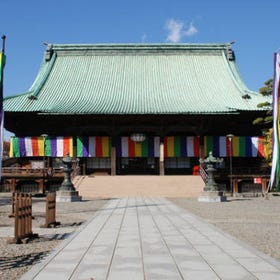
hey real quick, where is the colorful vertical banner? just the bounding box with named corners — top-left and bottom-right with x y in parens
top-left (77, 136), bottom-right (111, 157)
top-left (9, 136), bottom-right (73, 157)
top-left (269, 53), bottom-right (280, 191)
top-left (10, 137), bottom-right (45, 157)
top-left (204, 136), bottom-right (265, 157)
top-left (45, 136), bottom-right (73, 157)
top-left (116, 136), bottom-right (160, 157)
top-left (0, 40), bottom-right (6, 177)
top-left (164, 136), bottom-right (200, 157)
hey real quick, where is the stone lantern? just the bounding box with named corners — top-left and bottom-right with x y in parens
top-left (198, 152), bottom-right (226, 202)
top-left (56, 154), bottom-right (81, 202)
top-left (60, 154), bottom-right (75, 191)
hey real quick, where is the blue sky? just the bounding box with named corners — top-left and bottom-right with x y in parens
top-left (1, 0), bottom-right (279, 96)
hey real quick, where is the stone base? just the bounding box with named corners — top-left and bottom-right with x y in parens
top-left (198, 191), bottom-right (227, 202)
top-left (56, 190), bottom-right (82, 202)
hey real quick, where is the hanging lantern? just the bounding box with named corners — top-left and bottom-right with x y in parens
top-left (130, 133), bottom-right (146, 143)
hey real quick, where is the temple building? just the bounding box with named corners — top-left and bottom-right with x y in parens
top-left (3, 43), bottom-right (269, 184)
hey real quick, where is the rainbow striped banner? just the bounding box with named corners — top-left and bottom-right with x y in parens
top-left (0, 51), bottom-right (6, 178)
top-left (10, 136), bottom-right (73, 157)
top-left (164, 136), bottom-right (200, 157)
top-left (10, 137), bottom-right (45, 157)
top-left (45, 136), bottom-right (73, 157)
top-left (77, 136), bottom-right (111, 157)
top-left (116, 136), bottom-right (160, 157)
top-left (204, 136), bottom-right (265, 157)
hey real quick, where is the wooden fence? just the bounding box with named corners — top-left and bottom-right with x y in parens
top-left (8, 193), bottom-right (38, 244)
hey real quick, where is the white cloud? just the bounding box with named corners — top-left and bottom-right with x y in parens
top-left (165, 19), bottom-right (198, 43)
top-left (141, 33), bottom-right (147, 43)
top-left (184, 22), bottom-right (198, 37)
top-left (166, 19), bottom-right (184, 43)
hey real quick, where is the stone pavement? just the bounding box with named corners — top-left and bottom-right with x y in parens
top-left (21, 198), bottom-right (280, 280)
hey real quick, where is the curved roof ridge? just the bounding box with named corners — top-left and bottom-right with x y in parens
top-left (28, 52), bottom-right (57, 99)
top-left (222, 52), bottom-right (255, 96)
top-left (226, 55), bottom-right (258, 95)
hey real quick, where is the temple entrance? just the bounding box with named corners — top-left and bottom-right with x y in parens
top-left (117, 157), bottom-right (159, 175)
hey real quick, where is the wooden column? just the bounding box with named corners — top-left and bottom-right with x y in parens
top-left (38, 179), bottom-right (44, 194)
top-left (111, 144), bottom-right (116, 176)
top-left (10, 178), bottom-right (16, 193)
top-left (233, 179), bottom-right (238, 194)
top-left (261, 178), bottom-right (268, 193)
top-left (82, 162), bottom-right (86, 175)
top-left (200, 135), bottom-right (205, 158)
top-left (72, 136), bottom-right (77, 159)
top-left (159, 137), bottom-right (164, 176)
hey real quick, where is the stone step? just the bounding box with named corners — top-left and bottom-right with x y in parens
top-left (74, 175), bottom-right (204, 198)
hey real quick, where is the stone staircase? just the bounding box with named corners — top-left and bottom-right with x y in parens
top-left (74, 175), bottom-right (204, 198)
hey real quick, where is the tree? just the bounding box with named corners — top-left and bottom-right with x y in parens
top-left (253, 78), bottom-right (273, 126)
top-left (253, 78), bottom-right (273, 165)
top-left (3, 140), bottom-right (10, 158)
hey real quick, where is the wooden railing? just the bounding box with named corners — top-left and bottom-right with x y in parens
top-left (2, 167), bottom-right (64, 177)
top-left (199, 165), bottom-right (209, 183)
top-left (1, 165), bottom-right (80, 193)
top-left (199, 164), bottom-right (270, 193)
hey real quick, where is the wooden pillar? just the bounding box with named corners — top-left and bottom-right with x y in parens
top-left (72, 136), bottom-right (77, 159)
top-left (10, 178), bottom-right (16, 193)
top-left (200, 135), bottom-right (205, 158)
top-left (159, 137), bottom-right (164, 176)
top-left (261, 178), bottom-right (268, 193)
top-left (38, 179), bottom-right (44, 194)
top-left (233, 179), bottom-right (238, 194)
top-left (111, 144), bottom-right (116, 176)
top-left (82, 162), bottom-right (86, 175)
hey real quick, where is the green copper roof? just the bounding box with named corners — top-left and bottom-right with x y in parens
top-left (4, 43), bottom-right (269, 114)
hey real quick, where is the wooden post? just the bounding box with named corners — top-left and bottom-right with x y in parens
top-left (23, 194), bottom-right (27, 237)
top-left (27, 194), bottom-right (32, 235)
top-left (9, 192), bottom-right (17, 217)
top-left (14, 195), bottom-right (19, 242)
top-left (13, 193), bottom-right (25, 243)
top-left (41, 192), bottom-right (60, 228)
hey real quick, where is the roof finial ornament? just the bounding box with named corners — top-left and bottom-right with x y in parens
top-left (226, 42), bottom-right (235, 61)
top-left (43, 42), bottom-right (54, 61)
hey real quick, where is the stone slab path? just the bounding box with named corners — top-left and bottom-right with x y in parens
top-left (21, 198), bottom-right (280, 280)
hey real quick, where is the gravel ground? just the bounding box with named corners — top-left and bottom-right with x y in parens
top-left (0, 194), bottom-right (109, 280)
top-left (169, 194), bottom-right (280, 262)
top-left (1, 193), bottom-right (280, 280)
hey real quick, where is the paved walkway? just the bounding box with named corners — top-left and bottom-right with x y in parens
top-left (21, 198), bottom-right (280, 280)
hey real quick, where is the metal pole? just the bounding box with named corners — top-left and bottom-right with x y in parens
top-left (226, 134), bottom-right (234, 194)
top-left (229, 143), bottom-right (233, 193)
top-left (41, 134), bottom-right (48, 193)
